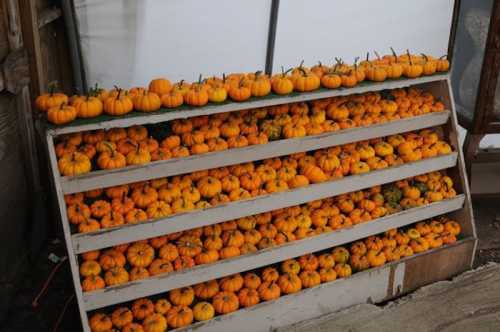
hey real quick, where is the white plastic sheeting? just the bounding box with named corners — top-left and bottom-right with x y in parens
top-left (75, 0), bottom-right (271, 87)
top-left (273, 0), bottom-right (455, 71)
top-left (75, 0), bottom-right (454, 88)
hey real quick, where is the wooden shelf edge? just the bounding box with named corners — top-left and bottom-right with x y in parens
top-left (81, 195), bottom-right (465, 310)
top-left (72, 153), bottom-right (458, 253)
top-left (60, 111), bottom-right (451, 194)
top-left (47, 74), bottom-right (449, 137)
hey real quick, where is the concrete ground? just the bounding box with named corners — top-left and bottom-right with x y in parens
top-left (1, 199), bottom-right (499, 332)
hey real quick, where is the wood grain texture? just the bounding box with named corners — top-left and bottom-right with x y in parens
top-left (37, 7), bottom-right (61, 29)
top-left (1, 48), bottom-right (29, 93)
top-left (403, 237), bottom-right (474, 291)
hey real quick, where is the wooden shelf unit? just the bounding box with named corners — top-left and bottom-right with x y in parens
top-left (45, 75), bottom-right (476, 332)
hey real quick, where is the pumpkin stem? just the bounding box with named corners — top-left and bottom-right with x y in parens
top-left (406, 49), bottom-right (413, 65)
top-left (113, 85), bottom-right (122, 99)
top-left (238, 77), bottom-right (245, 88)
top-left (421, 53), bottom-right (429, 62)
top-left (374, 50), bottom-right (381, 60)
top-left (440, 54), bottom-right (448, 60)
top-left (366, 52), bottom-right (370, 62)
top-left (48, 81), bottom-right (58, 96)
top-left (298, 60), bottom-right (304, 69)
top-left (390, 47), bottom-right (397, 58)
top-left (198, 74), bottom-right (203, 86)
top-left (89, 83), bottom-right (100, 97)
top-left (103, 141), bottom-right (116, 155)
top-left (280, 66), bottom-right (286, 77)
top-left (254, 70), bottom-right (262, 78)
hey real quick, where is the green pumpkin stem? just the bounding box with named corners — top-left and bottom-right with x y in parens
top-left (48, 81), bottom-right (58, 96)
top-left (281, 66), bottom-right (292, 77)
top-left (88, 83), bottom-right (100, 97)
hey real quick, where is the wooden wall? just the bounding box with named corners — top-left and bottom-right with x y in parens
top-left (0, 0), bottom-right (73, 320)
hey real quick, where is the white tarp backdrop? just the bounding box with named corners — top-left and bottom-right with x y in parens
top-left (75, 0), bottom-right (271, 87)
top-left (274, 0), bottom-right (454, 71)
top-left (75, 0), bottom-right (455, 88)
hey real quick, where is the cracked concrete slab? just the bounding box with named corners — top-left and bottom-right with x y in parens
top-left (276, 263), bottom-right (500, 332)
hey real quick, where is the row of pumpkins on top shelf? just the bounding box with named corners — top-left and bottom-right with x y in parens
top-left (36, 50), bottom-right (450, 125)
top-left (64, 131), bottom-right (455, 234)
top-left (77, 171), bottom-right (459, 292)
top-left (55, 87), bottom-right (447, 177)
top-left (87, 216), bottom-right (461, 332)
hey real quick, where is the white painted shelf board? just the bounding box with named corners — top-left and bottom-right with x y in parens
top-left (47, 74), bottom-right (449, 137)
top-left (72, 153), bottom-right (458, 253)
top-left (60, 111), bottom-right (450, 194)
top-left (82, 195), bottom-right (464, 310)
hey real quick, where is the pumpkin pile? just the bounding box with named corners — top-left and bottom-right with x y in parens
top-left (55, 87), bottom-right (447, 177)
top-left (64, 130), bottom-right (454, 234)
top-left (87, 216), bottom-right (461, 332)
top-left (77, 170), bottom-right (457, 291)
top-left (37, 51), bottom-right (450, 125)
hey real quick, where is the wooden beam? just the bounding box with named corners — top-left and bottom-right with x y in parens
top-left (5, 0), bottom-right (22, 49)
top-left (38, 7), bottom-right (62, 29)
top-left (17, 0), bottom-right (45, 96)
top-left (0, 48), bottom-right (30, 94)
top-left (4, 0), bottom-right (42, 192)
top-left (472, 0), bottom-right (500, 134)
top-left (447, 0), bottom-right (461, 63)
